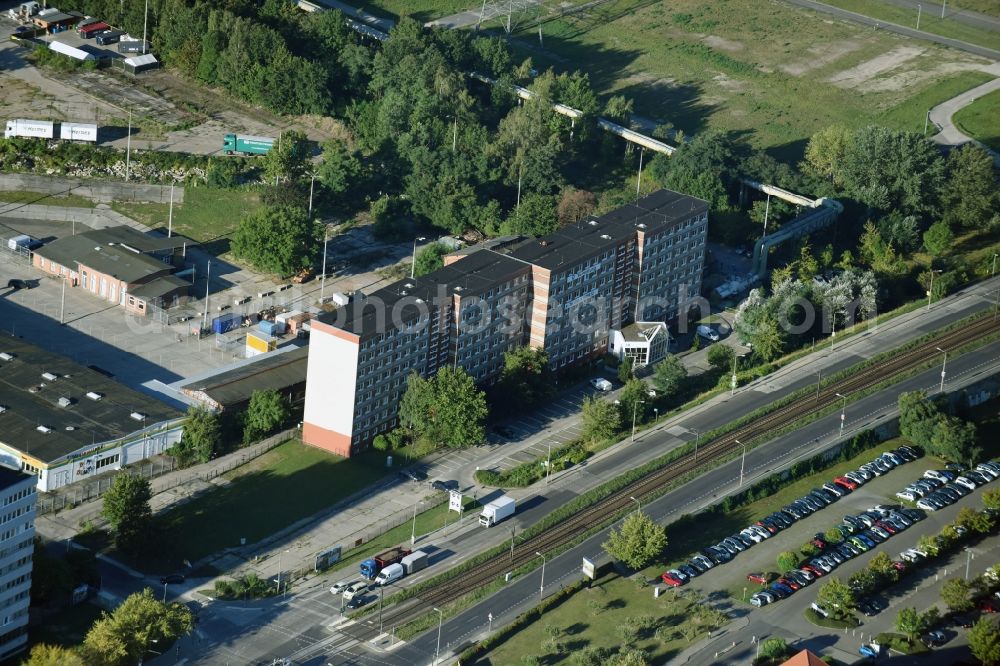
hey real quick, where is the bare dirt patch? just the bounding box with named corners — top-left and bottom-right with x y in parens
top-left (780, 39), bottom-right (864, 76)
top-left (712, 73), bottom-right (745, 92)
top-left (860, 61), bottom-right (988, 93)
top-left (702, 34), bottom-right (744, 52)
top-left (825, 45), bottom-right (925, 89)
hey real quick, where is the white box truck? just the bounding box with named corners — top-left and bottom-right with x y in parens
top-left (479, 495), bottom-right (516, 527)
top-left (400, 550), bottom-right (428, 575)
top-left (5, 119), bottom-right (54, 139)
top-left (59, 122), bottom-right (98, 143)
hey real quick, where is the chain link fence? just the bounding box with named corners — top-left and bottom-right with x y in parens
top-left (36, 428), bottom-right (297, 516)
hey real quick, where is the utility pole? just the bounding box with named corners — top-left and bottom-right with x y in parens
top-left (536, 551), bottom-right (547, 601)
top-left (736, 439), bottom-right (747, 487)
top-left (730, 351), bottom-right (739, 397)
top-left (545, 442), bottom-right (551, 484)
top-left (201, 260), bottom-right (211, 331)
top-left (965, 548), bottom-right (973, 580)
top-left (927, 269), bottom-right (942, 311)
top-left (941, 0), bottom-right (947, 18)
top-left (762, 193), bottom-right (771, 237)
top-left (936, 347), bottom-right (947, 393)
top-left (308, 172), bottom-right (316, 218)
top-left (142, 0), bottom-right (149, 54)
top-left (837, 392), bottom-right (847, 438)
top-left (452, 116), bottom-right (458, 153)
top-left (916, 3), bottom-right (922, 30)
top-left (630, 400), bottom-right (644, 443)
top-left (320, 225), bottom-right (329, 303)
top-left (167, 182), bottom-right (174, 237)
top-left (636, 147), bottom-right (644, 197)
top-left (434, 608), bottom-right (444, 665)
top-left (815, 370), bottom-right (821, 402)
top-left (125, 107), bottom-right (132, 182)
top-left (59, 279), bottom-right (66, 324)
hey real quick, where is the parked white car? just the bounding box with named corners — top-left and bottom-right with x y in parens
top-left (589, 378), bottom-right (613, 391)
top-left (696, 324), bottom-right (720, 341)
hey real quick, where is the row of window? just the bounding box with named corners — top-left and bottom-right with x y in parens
top-left (0, 523), bottom-right (30, 545)
top-left (0, 574), bottom-right (29, 593)
top-left (2, 489), bottom-right (33, 507)
top-left (0, 507), bottom-right (29, 528)
top-left (0, 540), bottom-right (31, 563)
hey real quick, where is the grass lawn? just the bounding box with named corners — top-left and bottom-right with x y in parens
top-left (818, 0), bottom-right (1000, 51)
top-left (111, 186), bottom-right (262, 245)
top-left (476, 573), bottom-right (729, 664)
top-left (955, 0), bottom-right (1000, 19)
top-left (510, 0), bottom-right (994, 160)
top-left (0, 190), bottom-right (97, 208)
top-left (159, 439), bottom-right (391, 567)
top-left (26, 601), bottom-right (103, 651)
top-left (953, 88), bottom-right (1000, 152)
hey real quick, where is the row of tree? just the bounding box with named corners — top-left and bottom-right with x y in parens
top-left (898, 391), bottom-right (981, 465)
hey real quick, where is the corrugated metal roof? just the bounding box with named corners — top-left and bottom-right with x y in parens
top-left (180, 346), bottom-right (308, 409)
top-left (49, 41), bottom-right (94, 61)
top-left (124, 53), bottom-right (157, 66)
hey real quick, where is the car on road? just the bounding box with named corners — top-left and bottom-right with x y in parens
top-left (678, 564), bottom-right (700, 579)
top-left (859, 644), bottom-right (881, 659)
top-left (661, 571), bottom-right (685, 587)
top-left (979, 599), bottom-right (999, 613)
top-left (746, 572), bottom-right (770, 585)
top-left (398, 468), bottom-right (428, 482)
top-left (343, 581), bottom-right (368, 602)
top-left (809, 602), bottom-right (829, 618)
top-left (833, 476), bottom-right (858, 491)
top-left (589, 377), bottom-right (613, 391)
top-left (6, 279), bottom-right (32, 290)
top-left (696, 324), bottom-right (720, 341)
top-left (160, 574), bottom-right (185, 585)
top-left (330, 581), bottom-right (352, 596)
top-left (922, 629), bottom-right (948, 647)
top-left (917, 498), bottom-right (941, 511)
top-left (430, 479), bottom-right (458, 492)
top-left (691, 554), bottom-right (715, 570)
top-left (750, 591), bottom-right (775, 607)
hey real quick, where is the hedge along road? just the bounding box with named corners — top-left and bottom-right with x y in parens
top-left (365, 340), bottom-right (1000, 666)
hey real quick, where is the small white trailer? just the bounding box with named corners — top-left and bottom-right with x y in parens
top-left (4, 119), bottom-right (54, 139)
top-left (59, 122), bottom-right (98, 143)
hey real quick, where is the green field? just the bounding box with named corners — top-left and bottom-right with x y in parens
top-left (0, 190), bottom-right (97, 208)
top-left (161, 440), bottom-right (391, 565)
top-left (955, 0), bottom-right (1000, 19)
top-left (819, 0), bottom-right (1000, 51)
top-left (476, 574), bottom-right (728, 665)
top-left (510, 0), bottom-right (995, 159)
top-left (953, 88), bottom-right (1000, 151)
top-left (111, 186), bottom-right (262, 245)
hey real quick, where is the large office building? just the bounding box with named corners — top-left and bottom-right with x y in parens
top-left (0, 468), bottom-right (36, 661)
top-left (303, 190), bottom-right (708, 456)
top-left (0, 339), bottom-right (183, 492)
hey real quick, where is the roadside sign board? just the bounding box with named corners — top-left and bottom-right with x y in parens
top-left (449, 490), bottom-right (463, 513)
top-left (314, 546), bottom-right (342, 572)
top-left (582, 557), bottom-right (596, 580)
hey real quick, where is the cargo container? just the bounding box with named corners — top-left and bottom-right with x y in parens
top-left (78, 21), bottom-right (109, 37)
top-left (258, 319), bottom-right (285, 337)
top-left (59, 122), bottom-right (98, 143)
top-left (359, 546), bottom-right (411, 579)
top-left (285, 313), bottom-right (310, 336)
top-left (117, 39), bottom-right (149, 54)
top-left (400, 550), bottom-right (428, 575)
top-left (246, 332), bottom-right (276, 356)
top-left (275, 310), bottom-right (301, 325)
top-left (479, 495), bottom-right (516, 527)
top-left (95, 30), bottom-right (122, 45)
top-left (211, 312), bottom-right (242, 335)
top-left (5, 119), bottom-right (54, 140)
top-left (223, 133), bottom-right (275, 156)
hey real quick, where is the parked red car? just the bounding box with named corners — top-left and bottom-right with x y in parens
top-left (747, 572), bottom-right (770, 585)
top-left (777, 577), bottom-right (802, 591)
top-left (661, 571), bottom-right (684, 587)
top-left (756, 520), bottom-right (778, 534)
top-left (801, 564), bottom-right (824, 578)
top-left (979, 599), bottom-right (998, 613)
top-left (892, 560), bottom-right (907, 572)
top-left (833, 476), bottom-right (859, 491)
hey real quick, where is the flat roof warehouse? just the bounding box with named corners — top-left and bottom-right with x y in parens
top-left (0, 339), bottom-right (180, 467)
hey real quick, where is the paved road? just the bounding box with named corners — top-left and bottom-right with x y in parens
top-left (146, 277), bottom-right (1000, 665)
top-left (928, 66), bottom-right (1000, 162)
top-left (878, 0), bottom-right (1000, 32)
top-left (784, 0), bottom-right (1000, 60)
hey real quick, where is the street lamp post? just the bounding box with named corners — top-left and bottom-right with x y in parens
top-left (936, 347), bottom-right (947, 393)
top-left (536, 551), bottom-right (547, 601)
top-left (736, 439), bottom-right (747, 487)
top-left (410, 500), bottom-right (424, 545)
top-left (378, 586), bottom-right (384, 633)
top-left (653, 407), bottom-right (659, 422)
top-left (162, 582), bottom-right (168, 602)
top-left (319, 225), bottom-right (330, 303)
top-left (926, 269), bottom-right (943, 311)
top-left (815, 370), bottom-right (822, 402)
top-left (125, 107), bottom-right (132, 182)
top-left (629, 495), bottom-right (640, 514)
top-left (630, 400), bottom-right (645, 443)
top-left (308, 172), bottom-right (317, 218)
top-left (965, 548), bottom-right (974, 580)
top-left (730, 351), bottom-right (739, 397)
top-left (434, 607), bottom-right (444, 664)
top-left (691, 428), bottom-right (699, 461)
top-left (836, 392), bottom-right (847, 437)
top-left (410, 236), bottom-right (427, 279)
top-left (545, 441), bottom-right (552, 485)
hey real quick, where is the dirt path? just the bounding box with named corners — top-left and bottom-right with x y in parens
top-left (928, 62), bottom-right (1000, 162)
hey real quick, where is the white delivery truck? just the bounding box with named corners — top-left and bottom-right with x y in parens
top-left (5, 119), bottom-right (54, 139)
top-left (479, 495), bottom-right (516, 527)
top-left (400, 550), bottom-right (428, 575)
top-left (59, 122), bottom-right (98, 143)
top-left (374, 563), bottom-right (404, 586)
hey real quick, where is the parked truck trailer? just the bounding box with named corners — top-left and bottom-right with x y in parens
top-left (223, 133), bottom-right (276, 156)
top-left (4, 119), bottom-right (97, 142)
top-left (59, 122), bottom-right (98, 142)
top-left (479, 495), bottom-right (516, 527)
top-left (359, 546), bottom-right (411, 579)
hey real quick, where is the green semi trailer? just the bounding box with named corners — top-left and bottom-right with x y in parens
top-left (222, 133), bottom-right (275, 156)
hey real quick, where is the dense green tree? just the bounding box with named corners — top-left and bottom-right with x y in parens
top-left (413, 242), bottom-right (451, 277)
top-left (969, 617), bottom-right (1000, 665)
top-left (759, 637), bottom-right (790, 661)
top-left (231, 205), bottom-right (316, 276)
top-left (839, 126), bottom-right (945, 215)
top-left (607, 649), bottom-right (648, 666)
top-left (557, 187), bottom-right (597, 225)
top-left (101, 474), bottom-right (153, 556)
top-left (264, 130), bottom-right (311, 185)
top-left (317, 140), bottom-right (364, 197)
top-left (706, 344), bottom-right (735, 372)
top-left (603, 511), bottom-right (667, 569)
top-left (877, 212), bottom-right (921, 254)
top-left (494, 347), bottom-right (554, 413)
top-left (604, 95), bottom-right (634, 125)
top-left (983, 488), bottom-right (1000, 511)
top-left (923, 221), bottom-right (954, 255)
top-left (816, 578), bottom-right (855, 619)
top-left (647, 131), bottom-right (736, 212)
top-left (23, 644), bottom-right (86, 666)
top-left (243, 389), bottom-right (290, 444)
top-left (173, 406), bottom-right (222, 467)
top-left (895, 607), bottom-right (931, 642)
top-left (777, 551), bottom-right (799, 572)
top-left (929, 415), bottom-right (980, 465)
top-left (898, 391), bottom-right (942, 448)
top-left (501, 193), bottom-right (559, 237)
top-left (618, 378), bottom-right (652, 425)
top-left (859, 221), bottom-right (907, 276)
top-left (581, 395), bottom-right (622, 443)
top-left (618, 356), bottom-right (634, 384)
top-left (803, 125), bottom-right (852, 185)
top-left (651, 355), bottom-right (687, 397)
top-left (941, 577), bottom-right (974, 613)
top-left (80, 589), bottom-right (193, 666)
top-left (943, 143), bottom-right (999, 230)
top-left (398, 367), bottom-right (487, 449)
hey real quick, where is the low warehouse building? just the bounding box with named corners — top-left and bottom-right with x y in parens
top-left (0, 340), bottom-right (183, 492)
top-left (179, 345), bottom-right (308, 414)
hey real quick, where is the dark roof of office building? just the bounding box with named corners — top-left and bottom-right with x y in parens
top-left (0, 467), bottom-right (33, 492)
top-left (508, 189), bottom-right (707, 271)
top-left (0, 339), bottom-right (180, 464)
top-left (35, 227), bottom-right (176, 283)
top-left (323, 249), bottom-right (529, 338)
top-left (179, 346), bottom-right (308, 409)
top-left (129, 275), bottom-right (190, 300)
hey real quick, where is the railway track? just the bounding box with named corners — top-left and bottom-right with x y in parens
top-left (349, 314), bottom-right (1000, 639)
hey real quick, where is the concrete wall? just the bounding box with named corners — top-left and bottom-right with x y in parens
top-left (0, 173), bottom-right (185, 204)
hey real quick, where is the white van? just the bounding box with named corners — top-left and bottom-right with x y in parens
top-left (374, 563), bottom-right (404, 586)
